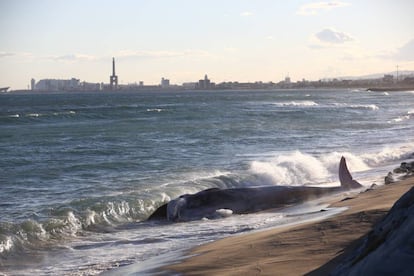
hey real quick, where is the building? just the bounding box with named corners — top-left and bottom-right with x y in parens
top-left (35, 78), bottom-right (80, 91)
top-left (81, 81), bottom-right (101, 91)
top-left (31, 78), bottom-right (35, 90)
top-left (197, 74), bottom-right (214, 89)
top-left (182, 82), bottom-right (197, 89)
top-left (383, 74), bottom-right (394, 84)
top-left (284, 76), bottom-right (291, 84)
top-left (161, 77), bottom-right (170, 88)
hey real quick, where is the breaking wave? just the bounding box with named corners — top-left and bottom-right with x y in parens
top-left (273, 101), bottom-right (318, 107)
top-left (249, 144), bottom-right (413, 186)
top-left (270, 101), bottom-right (379, 111)
top-left (1, 144), bottom-right (413, 258)
top-left (332, 103), bottom-right (379, 110)
top-left (388, 110), bottom-right (414, 123)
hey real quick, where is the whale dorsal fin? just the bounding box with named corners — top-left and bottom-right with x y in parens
top-left (339, 156), bottom-right (363, 189)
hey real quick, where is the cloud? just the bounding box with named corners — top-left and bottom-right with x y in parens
top-left (40, 49), bottom-right (214, 64)
top-left (394, 38), bottom-right (414, 61)
top-left (51, 54), bottom-right (98, 62)
top-left (117, 50), bottom-right (184, 59)
top-left (116, 49), bottom-right (213, 60)
top-left (314, 28), bottom-right (354, 44)
top-left (0, 52), bottom-right (15, 58)
top-left (297, 1), bottom-right (350, 15)
top-left (373, 38), bottom-right (414, 62)
top-left (240, 11), bottom-right (253, 17)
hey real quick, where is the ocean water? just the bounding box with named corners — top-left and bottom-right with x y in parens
top-left (0, 89), bottom-right (413, 275)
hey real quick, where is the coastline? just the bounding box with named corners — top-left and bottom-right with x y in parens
top-left (164, 177), bottom-right (414, 275)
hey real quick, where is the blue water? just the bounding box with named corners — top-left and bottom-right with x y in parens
top-left (1, 89), bottom-right (413, 274)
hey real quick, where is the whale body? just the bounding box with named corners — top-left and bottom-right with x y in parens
top-left (149, 157), bottom-right (362, 222)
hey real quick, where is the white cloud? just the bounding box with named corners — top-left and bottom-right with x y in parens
top-left (376, 38), bottom-right (414, 61)
top-left (314, 28), bottom-right (354, 44)
top-left (394, 38), bottom-right (414, 61)
top-left (115, 49), bottom-right (214, 60)
top-left (240, 11), bottom-right (253, 17)
top-left (26, 49), bottom-right (214, 64)
top-left (297, 1), bottom-right (350, 15)
top-left (51, 54), bottom-right (98, 62)
top-left (0, 52), bottom-right (15, 58)
top-left (116, 50), bottom-right (183, 59)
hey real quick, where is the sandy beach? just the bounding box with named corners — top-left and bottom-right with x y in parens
top-left (165, 177), bottom-right (414, 275)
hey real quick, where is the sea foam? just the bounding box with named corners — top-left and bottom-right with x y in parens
top-left (273, 101), bottom-right (318, 107)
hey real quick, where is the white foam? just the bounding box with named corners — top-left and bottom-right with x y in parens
top-left (146, 108), bottom-right (164, 112)
top-left (249, 151), bottom-right (332, 185)
top-left (105, 201), bottom-right (132, 223)
top-left (361, 144), bottom-right (414, 166)
top-left (0, 236), bottom-right (13, 253)
top-left (65, 212), bottom-right (82, 236)
top-left (388, 110), bottom-right (413, 123)
top-left (273, 101), bottom-right (318, 107)
top-left (320, 152), bottom-right (370, 173)
top-left (333, 103), bottom-right (379, 110)
top-left (84, 209), bottom-right (97, 227)
top-left (53, 111), bottom-right (77, 116)
top-left (27, 113), bottom-right (41, 117)
top-left (249, 150), bottom-right (372, 186)
top-left (352, 104), bottom-right (379, 110)
top-left (390, 115), bottom-right (411, 123)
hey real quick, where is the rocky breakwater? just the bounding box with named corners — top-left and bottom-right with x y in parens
top-left (385, 160), bottom-right (414, 184)
top-left (332, 180), bottom-right (414, 275)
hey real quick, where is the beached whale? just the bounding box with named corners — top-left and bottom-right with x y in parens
top-left (149, 157), bottom-right (362, 222)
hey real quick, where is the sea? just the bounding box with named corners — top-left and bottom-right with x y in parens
top-left (0, 89), bottom-right (413, 275)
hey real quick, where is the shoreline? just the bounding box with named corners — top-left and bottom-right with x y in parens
top-left (163, 177), bottom-right (414, 275)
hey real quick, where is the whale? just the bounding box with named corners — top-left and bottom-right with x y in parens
top-left (148, 157), bottom-right (363, 222)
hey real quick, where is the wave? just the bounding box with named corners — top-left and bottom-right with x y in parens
top-left (332, 103), bottom-right (379, 110)
top-left (270, 101), bottom-right (379, 111)
top-left (248, 144), bottom-right (413, 187)
top-left (0, 199), bottom-right (157, 256)
top-left (6, 114), bottom-right (20, 118)
top-left (273, 101), bottom-right (318, 107)
top-left (146, 108), bottom-right (165, 112)
top-left (361, 145), bottom-right (414, 167)
top-left (249, 151), bottom-right (365, 186)
top-left (388, 110), bottom-right (414, 123)
top-left (2, 144), bottom-right (413, 257)
top-left (349, 104), bottom-right (379, 110)
top-left (0, 171), bottom-right (236, 257)
top-left (0, 111), bottom-right (77, 123)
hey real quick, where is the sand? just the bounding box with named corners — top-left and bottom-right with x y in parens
top-left (165, 177), bottom-right (414, 275)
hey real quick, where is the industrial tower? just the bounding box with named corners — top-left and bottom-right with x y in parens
top-left (110, 57), bottom-right (118, 90)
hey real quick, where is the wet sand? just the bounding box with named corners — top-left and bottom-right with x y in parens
top-left (165, 177), bottom-right (414, 275)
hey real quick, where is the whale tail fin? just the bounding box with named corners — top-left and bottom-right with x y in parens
top-left (339, 156), bottom-right (363, 190)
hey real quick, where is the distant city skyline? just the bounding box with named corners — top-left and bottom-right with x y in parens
top-left (1, 0), bottom-right (414, 90)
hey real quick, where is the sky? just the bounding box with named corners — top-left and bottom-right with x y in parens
top-left (1, 0), bottom-right (413, 90)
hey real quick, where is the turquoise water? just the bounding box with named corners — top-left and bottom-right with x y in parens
top-left (1, 89), bottom-right (413, 274)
